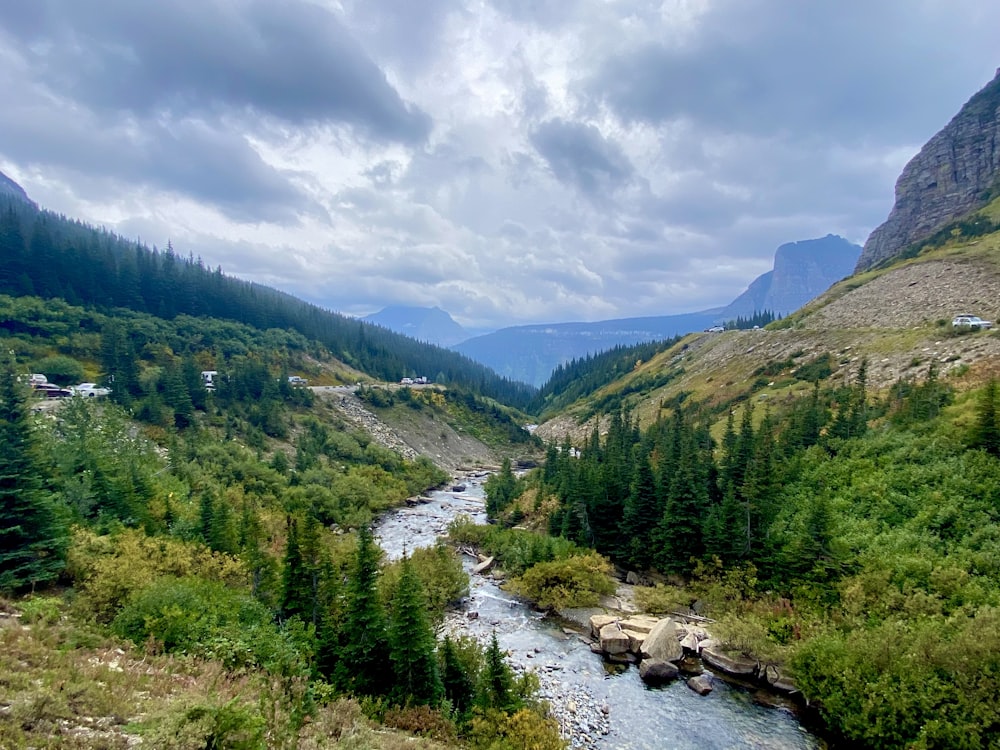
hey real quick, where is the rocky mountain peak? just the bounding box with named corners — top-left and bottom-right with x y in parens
top-left (720, 234), bottom-right (860, 318)
top-left (856, 69), bottom-right (1000, 272)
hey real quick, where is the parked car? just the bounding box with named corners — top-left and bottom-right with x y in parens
top-left (952, 314), bottom-right (993, 329)
top-left (287, 375), bottom-right (308, 385)
top-left (705, 325), bottom-right (725, 333)
top-left (71, 383), bottom-right (112, 397)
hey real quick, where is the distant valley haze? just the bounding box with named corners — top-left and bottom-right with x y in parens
top-left (0, 1), bottom-right (997, 330)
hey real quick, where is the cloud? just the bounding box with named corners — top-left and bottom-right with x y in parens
top-left (530, 119), bottom-right (634, 196)
top-left (0, 0), bottom-right (430, 143)
top-left (1, 0), bottom-right (999, 330)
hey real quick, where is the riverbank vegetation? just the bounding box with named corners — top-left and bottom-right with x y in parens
top-left (0, 352), bottom-right (562, 749)
top-left (485, 364), bottom-right (1000, 748)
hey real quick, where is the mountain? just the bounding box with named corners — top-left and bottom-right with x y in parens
top-left (0, 170), bottom-right (32, 205)
top-left (719, 235), bottom-right (861, 318)
top-left (453, 310), bottom-right (720, 387)
top-left (0, 193), bottom-right (536, 408)
top-left (856, 68), bottom-right (1000, 272)
top-left (454, 235), bottom-right (859, 388)
top-left (363, 305), bottom-right (472, 347)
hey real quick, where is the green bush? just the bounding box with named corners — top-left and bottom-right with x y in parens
top-left (112, 577), bottom-right (279, 668)
top-left (508, 552), bottom-right (615, 610)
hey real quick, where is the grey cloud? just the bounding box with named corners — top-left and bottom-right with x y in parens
top-left (530, 119), bottom-right (634, 196)
top-left (340, 0), bottom-right (459, 73)
top-left (0, 77), bottom-right (305, 222)
top-left (590, 0), bottom-right (1000, 146)
top-left (0, 0), bottom-right (430, 143)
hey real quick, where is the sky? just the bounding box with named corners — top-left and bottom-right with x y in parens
top-left (0, 1), bottom-right (998, 331)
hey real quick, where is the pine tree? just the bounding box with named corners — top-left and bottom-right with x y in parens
top-left (654, 425), bottom-right (707, 574)
top-left (388, 555), bottom-right (443, 706)
top-left (972, 379), bottom-right (1000, 456)
top-left (335, 526), bottom-right (390, 696)
top-left (0, 359), bottom-right (67, 591)
top-left (477, 632), bottom-right (517, 712)
top-left (618, 451), bottom-right (658, 570)
top-left (440, 636), bottom-right (475, 717)
top-left (280, 517), bottom-right (309, 620)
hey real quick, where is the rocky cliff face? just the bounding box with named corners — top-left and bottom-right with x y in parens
top-left (721, 234), bottom-right (861, 318)
top-left (856, 69), bottom-right (1000, 272)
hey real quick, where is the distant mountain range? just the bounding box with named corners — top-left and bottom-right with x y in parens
top-left (449, 235), bottom-right (861, 386)
top-left (362, 305), bottom-right (472, 348)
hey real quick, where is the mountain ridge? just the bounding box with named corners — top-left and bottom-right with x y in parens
top-left (857, 68), bottom-right (1000, 271)
top-left (454, 234), bottom-right (859, 386)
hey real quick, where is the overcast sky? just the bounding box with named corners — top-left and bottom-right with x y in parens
top-left (0, 1), bottom-right (997, 330)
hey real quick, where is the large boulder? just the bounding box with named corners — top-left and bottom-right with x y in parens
top-left (640, 618), bottom-right (683, 663)
top-left (620, 628), bottom-right (646, 654)
top-left (590, 614), bottom-right (618, 638)
top-left (618, 615), bottom-right (659, 635)
top-left (599, 623), bottom-right (630, 655)
top-left (639, 659), bottom-right (680, 685)
top-left (701, 646), bottom-right (758, 677)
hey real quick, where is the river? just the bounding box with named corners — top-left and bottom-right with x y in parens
top-left (374, 475), bottom-right (822, 750)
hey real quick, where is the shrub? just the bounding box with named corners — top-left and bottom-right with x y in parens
top-left (508, 552), bottom-right (615, 610)
top-left (67, 527), bottom-right (248, 622)
top-left (141, 697), bottom-right (266, 750)
top-left (112, 577), bottom-right (275, 665)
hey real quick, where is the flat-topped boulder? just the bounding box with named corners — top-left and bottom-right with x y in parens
top-left (640, 618), bottom-right (683, 663)
top-left (618, 615), bottom-right (659, 634)
top-left (589, 614), bottom-right (619, 638)
top-left (599, 623), bottom-right (630, 655)
top-left (620, 628), bottom-right (647, 653)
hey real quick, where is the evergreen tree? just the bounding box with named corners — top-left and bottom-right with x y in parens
top-left (618, 450), bottom-right (658, 570)
top-left (440, 636), bottom-right (475, 717)
top-left (335, 526), bottom-right (390, 696)
top-left (477, 632), bottom-right (517, 712)
top-left (654, 425), bottom-right (708, 574)
top-left (485, 457), bottom-right (518, 518)
top-left (0, 359), bottom-right (67, 591)
top-left (388, 555), bottom-right (443, 706)
top-left (972, 379), bottom-right (1000, 456)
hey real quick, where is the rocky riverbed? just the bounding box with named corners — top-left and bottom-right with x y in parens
top-left (375, 475), bottom-right (820, 750)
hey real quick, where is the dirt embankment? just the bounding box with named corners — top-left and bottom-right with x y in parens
top-left (312, 387), bottom-right (506, 473)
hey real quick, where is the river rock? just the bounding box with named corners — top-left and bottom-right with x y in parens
top-left (640, 618), bottom-right (683, 662)
top-left (599, 623), bottom-right (630, 655)
top-left (589, 614), bottom-right (618, 638)
top-left (701, 646), bottom-right (759, 677)
top-left (639, 658), bottom-right (680, 685)
top-left (618, 615), bottom-right (658, 635)
top-left (687, 675), bottom-right (713, 695)
top-left (680, 631), bottom-right (700, 652)
top-left (620, 628), bottom-right (646, 653)
top-left (471, 556), bottom-right (495, 575)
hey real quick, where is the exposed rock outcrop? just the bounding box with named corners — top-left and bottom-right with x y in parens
top-left (721, 235), bottom-right (861, 318)
top-left (857, 69), bottom-right (1000, 272)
